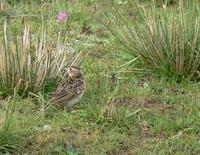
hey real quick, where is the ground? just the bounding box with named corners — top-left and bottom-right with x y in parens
top-left (1, 0), bottom-right (200, 154)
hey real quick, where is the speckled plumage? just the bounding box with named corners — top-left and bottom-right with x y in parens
top-left (50, 67), bottom-right (85, 108)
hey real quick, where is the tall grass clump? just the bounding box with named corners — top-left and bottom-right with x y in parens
top-left (0, 102), bottom-right (20, 154)
top-left (111, 0), bottom-right (200, 81)
top-left (0, 20), bottom-right (76, 97)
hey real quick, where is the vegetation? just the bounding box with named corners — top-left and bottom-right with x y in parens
top-left (0, 22), bottom-right (76, 97)
top-left (111, 0), bottom-right (200, 81)
top-left (0, 0), bottom-right (200, 154)
top-left (0, 100), bottom-right (21, 154)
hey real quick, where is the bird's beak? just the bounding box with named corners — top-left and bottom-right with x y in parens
top-left (66, 68), bottom-right (69, 73)
top-left (64, 68), bottom-right (69, 77)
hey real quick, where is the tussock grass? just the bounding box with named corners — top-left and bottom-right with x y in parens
top-left (0, 20), bottom-right (77, 97)
top-left (111, 0), bottom-right (200, 81)
top-left (0, 100), bottom-right (21, 154)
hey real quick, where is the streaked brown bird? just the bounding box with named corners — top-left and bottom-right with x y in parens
top-left (50, 66), bottom-right (85, 110)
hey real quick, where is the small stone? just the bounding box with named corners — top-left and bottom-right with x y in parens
top-left (43, 125), bottom-right (52, 132)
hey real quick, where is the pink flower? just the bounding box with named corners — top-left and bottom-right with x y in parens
top-left (57, 12), bottom-right (68, 23)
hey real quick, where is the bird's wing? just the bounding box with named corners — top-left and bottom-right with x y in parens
top-left (50, 80), bottom-right (75, 103)
top-left (50, 78), bottom-right (84, 103)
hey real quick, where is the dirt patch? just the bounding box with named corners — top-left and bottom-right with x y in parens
top-left (111, 97), bottom-right (175, 111)
top-left (143, 99), bottom-right (175, 111)
top-left (112, 97), bottom-right (140, 107)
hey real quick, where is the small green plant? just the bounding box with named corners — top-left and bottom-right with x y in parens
top-left (110, 0), bottom-right (200, 81)
top-left (65, 143), bottom-right (83, 155)
top-left (0, 101), bottom-right (20, 154)
top-left (0, 20), bottom-right (77, 96)
top-left (52, 143), bottom-right (83, 155)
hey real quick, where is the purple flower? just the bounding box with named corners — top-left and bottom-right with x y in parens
top-left (57, 12), bottom-right (68, 23)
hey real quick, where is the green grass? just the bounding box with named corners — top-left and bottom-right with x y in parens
top-left (1, 0), bottom-right (200, 154)
top-left (0, 100), bottom-right (21, 154)
top-left (110, 0), bottom-right (200, 81)
top-left (2, 79), bottom-right (200, 154)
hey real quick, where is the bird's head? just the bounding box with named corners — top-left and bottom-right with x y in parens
top-left (67, 66), bottom-right (83, 79)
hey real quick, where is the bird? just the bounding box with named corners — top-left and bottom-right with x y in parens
top-left (50, 66), bottom-right (85, 110)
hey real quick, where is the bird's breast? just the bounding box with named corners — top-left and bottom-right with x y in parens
top-left (66, 91), bottom-right (85, 107)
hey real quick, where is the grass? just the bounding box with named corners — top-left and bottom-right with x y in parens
top-left (0, 100), bottom-right (21, 154)
top-left (110, 0), bottom-right (200, 81)
top-left (0, 0), bottom-right (200, 154)
top-left (0, 21), bottom-right (76, 97)
top-left (2, 80), bottom-right (200, 154)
